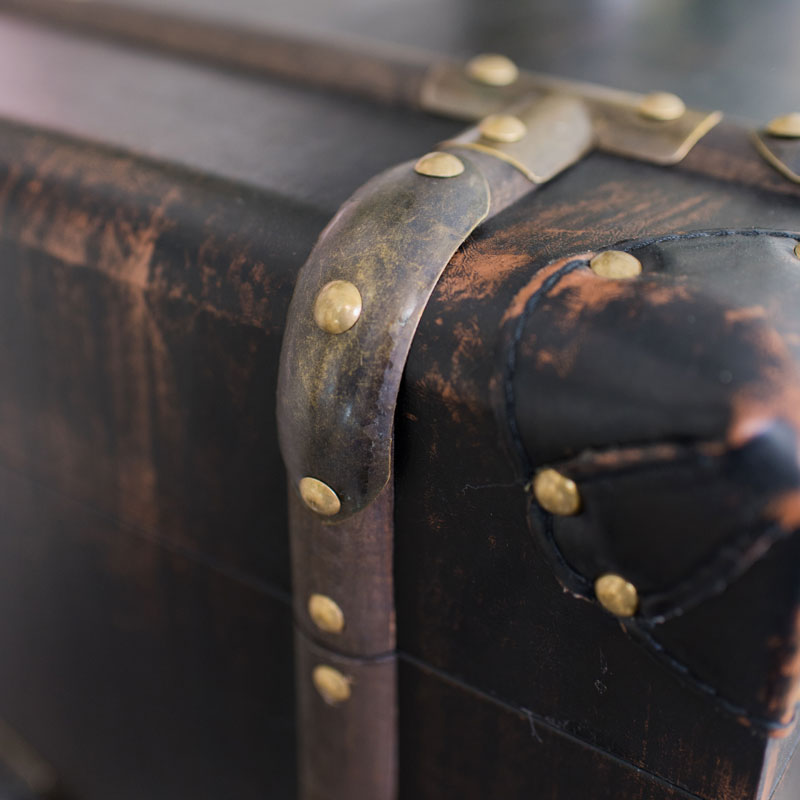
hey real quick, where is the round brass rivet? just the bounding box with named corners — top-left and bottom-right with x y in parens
top-left (466, 53), bottom-right (519, 87)
top-left (595, 574), bottom-right (639, 617)
top-left (794, 242), bottom-right (800, 259)
top-left (479, 114), bottom-right (527, 144)
top-left (533, 468), bottom-right (581, 516)
top-left (312, 665), bottom-right (352, 705)
top-left (638, 92), bottom-right (686, 122)
top-left (308, 594), bottom-right (345, 634)
top-left (766, 113), bottom-right (800, 138)
top-left (299, 477), bottom-right (341, 517)
top-left (414, 151), bottom-right (465, 178)
top-left (590, 250), bottom-right (642, 279)
top-left (313, 280), bottom-right (362, 334)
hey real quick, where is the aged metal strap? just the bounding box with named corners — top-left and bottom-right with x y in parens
top-left (277, 158), bottom-right (490, 519)
top-left (277, 75), bottom-right (719, 799)
top-left (422, 58), bottom-right (722, 165)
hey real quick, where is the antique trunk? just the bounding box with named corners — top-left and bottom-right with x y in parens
top-left (0, 2), bottom-right (799, 799)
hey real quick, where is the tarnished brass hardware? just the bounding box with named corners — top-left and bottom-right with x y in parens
top-left (766, 113), bottom-right (800, 138)
top-left (312, 665), bottom-right (352, 705)
top-left (590, 250), bottom-right (643, 279)
top-left (299, 477), bottom-right (342, 517)
top-left (595, 574), bottom-right (639, 617)
top-left (533, 469), bottom-right (581, 516)
top-left (466, 53), bottom-right (519, 87)
top-left (278, 159), bottom-right (490, 519)
top-left (446, 95), bottom-right (594, 183)
top-left (421, 61), bottom-right (721, 165)
top-left (478, 113), bottom-right (527, 143)
top-left (638, 92), bottom-right (686, 122)
top-left (308, 594), bottom-right (346, 634)
top-left (795, 243), bottom-right (800, 259)
top-left (313, 280), bottom-right (363, 334)
top-left (414, 151), bottom-right (465, 177)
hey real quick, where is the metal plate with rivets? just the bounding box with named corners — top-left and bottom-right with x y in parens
top-left (422, 60), bottom-right (722, 166)
top-left (277, 156), bottom-right (490, 519)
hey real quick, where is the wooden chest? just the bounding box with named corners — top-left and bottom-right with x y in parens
top-left (0, 2), bottom-right (799, 799)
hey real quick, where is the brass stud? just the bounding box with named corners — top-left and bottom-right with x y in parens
top-left (638, 92), bottom-right (686, 122)
top-left (479, 113), bottom-right (527, 144)
top-left (299, 477), bottom-right (341, 517)
top-left (590, 250), bottom-right (642, 279)
top-left (595, 574), bottom-right (639, 617)
top-left (414, 152), bottom-right (465, 178)
top-left (533, 468), bottom-right (581, 516)
top-left (308, 594), bottom-right (345, 634)
top-left (465, 53), bottom-right (519, 87)
top-left (795, 243), bottom-right (800, 259)
top-left (312, 665), bottom-right (352, 705)
top-left (313, 280), bottom-right (362, 334)
top-left (766, 113), bottom-right (800, 138)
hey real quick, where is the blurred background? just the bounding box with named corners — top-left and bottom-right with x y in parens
top-left (90, 0), bottom-right (799, 120)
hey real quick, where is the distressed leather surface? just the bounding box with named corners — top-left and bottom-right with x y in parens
top-left (396, 143), bottom-right (800, 799)
top-left (509, 231), bottom-right (800, 726)
top-left (0, 3), bottom-right (799, 800)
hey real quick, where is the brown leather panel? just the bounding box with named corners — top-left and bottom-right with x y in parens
top-left (296, 633), bottom-right (396, 800)
top-left (290, 482), bottom-right (395, 658)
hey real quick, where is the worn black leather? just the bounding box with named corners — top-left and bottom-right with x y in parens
top-left (512, 231), bottom-right (800, 726)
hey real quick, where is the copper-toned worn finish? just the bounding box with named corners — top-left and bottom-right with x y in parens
top-left (277, 156), bottom-right (489, 519)
top-left (399, 127), bottom-right (800, 799)
top-left (4, 9), bottom-right (800, 800)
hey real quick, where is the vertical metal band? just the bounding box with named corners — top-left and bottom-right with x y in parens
top-left (277, 157), bottom-right (490, 520)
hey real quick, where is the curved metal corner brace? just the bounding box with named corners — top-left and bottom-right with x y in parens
top-left (277, 157), bottom-right (490, 519)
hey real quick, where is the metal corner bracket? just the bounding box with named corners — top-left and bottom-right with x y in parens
top-left (278, 59), bottom-right (722, 519)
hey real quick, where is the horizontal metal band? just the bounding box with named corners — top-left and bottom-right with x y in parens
top-left (443, 94), bottom-right (594, 183)
top-left (277, 155), bottom-right (490, 519)
top-left (422, 60), bottom-right (722, 166)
